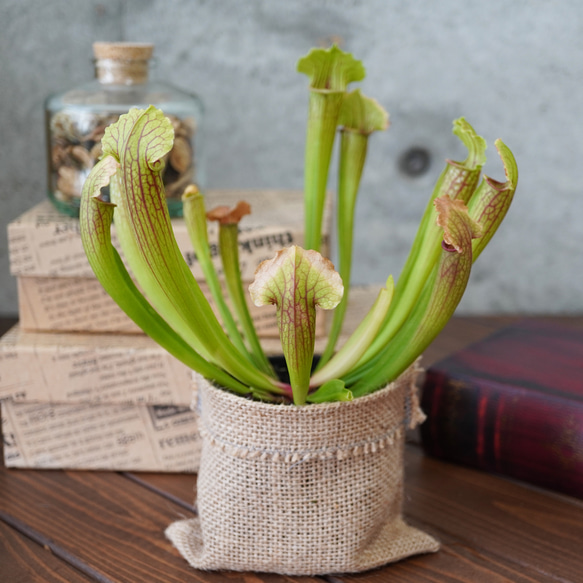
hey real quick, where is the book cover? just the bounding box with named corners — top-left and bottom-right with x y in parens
top-left (421, 319), bottom-right (583, 499)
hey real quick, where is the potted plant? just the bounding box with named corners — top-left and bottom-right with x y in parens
top-left (79, 45), bottom-right (517, 575)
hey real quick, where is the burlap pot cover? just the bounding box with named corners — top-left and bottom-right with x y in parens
top-left (166, 363), bottom-right (439, 575)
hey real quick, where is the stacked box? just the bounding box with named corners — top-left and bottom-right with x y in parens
top-left (8, 190), bottom-right (326, 336)
top-left (2, 190), bottom-right (330, 472)
top-left (0, 325), bottom-right (200, 471)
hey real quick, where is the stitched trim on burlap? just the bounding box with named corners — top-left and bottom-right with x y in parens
top-left (197, 422), bottom-right (404, 462)
top-left (192, 359), bottom-right (426, 463)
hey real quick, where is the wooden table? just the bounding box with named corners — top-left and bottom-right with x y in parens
top-left (2, 315), bottom-right (583, 582)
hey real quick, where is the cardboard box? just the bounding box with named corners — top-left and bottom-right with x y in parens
top-left (0, 324), bottom-right (294, 406)
top-left (9, 191), bottom-right (328, 336)
top-left (2, 400), bottom-right (200, 472)
top-left (0, 325), bottom-right (193, 405)
top-left (0, 323), bottom-right (320, 473)
top-left (1, 288), bottom-right (379, 473)
top-left (1, 190), bottom-right (338, 473)
top-left (0, 322), bottom-right (325, 472)
top-left (0, 324), bottom-right (201, 471)
top-left (16, 276), bottom-right (283, 336)
top-left (8, 191), bottom-right (310, 280)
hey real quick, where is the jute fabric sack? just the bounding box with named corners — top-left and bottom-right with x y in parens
top-left (166, 363), bottom-right (439, 575)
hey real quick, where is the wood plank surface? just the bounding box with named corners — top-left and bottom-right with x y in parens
top-left (3, 316), bottom-right (583, 581)
top-left (129, 445), bottom-right (580, 583)
top-left (0, 520), bottom-right (93, 583)
top-left (403, 447), bottom-right (583, 582)
top-left (0, 469), bottom-right (320, 583)
top-left (334, 538), bottom-right (550, 583)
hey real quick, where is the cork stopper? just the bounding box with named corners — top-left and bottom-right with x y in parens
top-left (93, 42), bottom-right (154, 85)
top-left (93, 42), bottom-right (154, 61)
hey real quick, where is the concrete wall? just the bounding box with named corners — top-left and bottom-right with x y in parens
top-left (1, 0), bottom-right (582, 316)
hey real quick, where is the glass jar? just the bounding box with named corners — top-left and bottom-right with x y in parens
top-left (45, 42), bottom-right (204, 217)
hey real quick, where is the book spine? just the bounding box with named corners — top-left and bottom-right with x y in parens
top-left (421, 369), bottom-right (583, 499)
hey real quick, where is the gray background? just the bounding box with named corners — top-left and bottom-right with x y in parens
top-left (1, 0), bottom-right (582, 316)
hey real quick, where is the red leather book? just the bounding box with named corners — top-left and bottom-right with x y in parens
top-left (421, 319), bottom-right (583, 499)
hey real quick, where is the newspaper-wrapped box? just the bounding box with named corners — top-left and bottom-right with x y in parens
top-left (0, 325), bottom-right (201, 471)
top-left (0, 324), bottom-right (323, 406)
top-left (0, 323), bottom-right (325, 472)
top-left (0, 287), bottom-right (376, 472)
top-left (0, 326), bottom-right (194, 405)
top-left (2, 400), bottom-right (200, 472)
top-left (8, 190), bottom-right (328, 336)
top-left (16, 276), bottom-right (285, 336)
